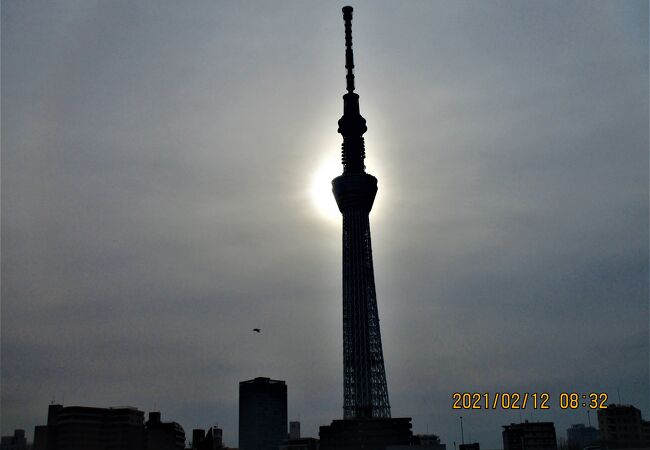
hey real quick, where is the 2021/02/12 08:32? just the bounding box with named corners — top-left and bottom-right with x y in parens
top-left (451, 392), bottom-right (609, 410)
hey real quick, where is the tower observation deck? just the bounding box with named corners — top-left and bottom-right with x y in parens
top-left (332, 5), bottom-right (391, 420)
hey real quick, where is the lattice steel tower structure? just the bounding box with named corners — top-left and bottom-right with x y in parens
top-left (332, 6), bottom-right (391, 419)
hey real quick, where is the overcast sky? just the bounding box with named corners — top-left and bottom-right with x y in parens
top-left (2, 1), bottom-right (648, 448)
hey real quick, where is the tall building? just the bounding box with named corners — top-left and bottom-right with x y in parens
top-left (502, 421), bottom-right (557, 450)
top-left (331, 5), bottom-right (391, 421)
top-left (239, 377), bottom-right (288, 450)
top-left (566, 424), bottom-right (599, 450)
top-left (597, 404), bottom-right (650, 449)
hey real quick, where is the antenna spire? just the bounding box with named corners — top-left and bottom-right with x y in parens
top-left (338, 6), bottom-right (367, 173)
top-left (342, 6), bottom-right (355, 93)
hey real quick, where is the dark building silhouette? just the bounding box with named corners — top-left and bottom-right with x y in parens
top-left (279, 438), bottom-right (319, 450)
top-left (32, 404), bottom-right (186, 450)
top-left (145, 411), bottom-right (185, 450)
top-left (33, 404), bottom-right (145, 450)
top-left (566, 424), bottom-right (599, 450)
top-left (192, 429), bottom-right (206, 450)
top-left (289, 422), bottom-right (301, 440)
top-left (239, 377), bottom-right (287, 450)
top-left (319, 418), bottom-right (412, 450)
top-left (387, 434), bottom-right (446, 450)
top-left (502, 421), bottom-right (557, 450)
top-left (597, 404), bottom-right (650, 449)
top-left (319, 7), bottom-right (413, 450)
top-left (409, 434), bottom-right (447, 449)
top-left (280, 422), bottom-right (319, 450)
top-left (459, 443), bottom-right (480, 450)
top-left (191, 426), bottom-right (223, 450)
top-left (34, 404), bottom-right (63, 450)
top-left (33, 425), bottom-right (49, 450)
top-left (0, 430), bottom-right (27, 450)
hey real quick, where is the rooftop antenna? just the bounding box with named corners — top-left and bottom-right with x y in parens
top-left (587, 410), bottom-right (592, 427)
top-left (460, 416), bottom-right (465, 445)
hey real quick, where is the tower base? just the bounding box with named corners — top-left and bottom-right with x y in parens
top-left (319, 417), bottom-right (412, 450)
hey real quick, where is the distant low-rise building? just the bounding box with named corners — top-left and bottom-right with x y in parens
top-left (33, 425), bottom-right (48, 450)
top-left (289, 422), bottom-right (301, 440)
top-left (32, 403), bottom-right (185, 450)
top-left (279, 437), bottom-right (319, 450)
top-left (319, 417), bottom-right (412, 450)
top-left (459, 443), bottom-right (480, 450)
top-left (145, 412), bottom-right (185, 450)
top-left (386, 433), bottom-right (446, 450)
top-left (415, 435), bottom-right (445, 446)
top-left (597, 404), bottom-right (650, 449)
top-left (192, 426), bottom-right (224, 450)
top-left (566, 424), bottom-right (599, 450)
top-left (1, 430), bottom-right (27, 450)
top-left (503, 421), bottom-right (557, 450)
top-left (192, 429), bottom-right (206, 449)
top-left (49, 404), bottom-right (144, 450)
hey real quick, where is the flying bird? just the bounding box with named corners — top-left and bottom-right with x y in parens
top-left (253, 328), bottom-right (261, 333)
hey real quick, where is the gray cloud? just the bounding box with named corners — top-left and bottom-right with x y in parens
top-left (2, 1), bottom-right (647, 448)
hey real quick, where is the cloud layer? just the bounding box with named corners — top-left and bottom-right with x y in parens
top-left (2, 2), bottom-right (648, 447)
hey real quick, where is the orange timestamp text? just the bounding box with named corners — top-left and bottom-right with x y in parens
top-left (452, 392), bottom-right (609, 410)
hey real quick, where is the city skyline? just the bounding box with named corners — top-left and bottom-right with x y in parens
top-left (2, 2), bottom-right (648, 449)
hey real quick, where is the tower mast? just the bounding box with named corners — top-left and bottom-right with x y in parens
top-left (332, 5), bottom-right (391, 419)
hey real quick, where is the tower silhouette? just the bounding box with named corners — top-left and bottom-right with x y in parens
top-left (332, 6), bottom-right (391, 420)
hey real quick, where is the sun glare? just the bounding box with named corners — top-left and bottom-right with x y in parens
top-left (310, 154), bottom-right (342, 223)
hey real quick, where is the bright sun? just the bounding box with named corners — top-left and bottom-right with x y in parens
top-left (310, 154), bottom-right (342, 222)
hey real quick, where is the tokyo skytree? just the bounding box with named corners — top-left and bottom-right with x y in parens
top-left (331, 6), bottom-right (391, 419)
